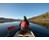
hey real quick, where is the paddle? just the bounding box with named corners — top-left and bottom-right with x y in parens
top-left (7, 26), bottom-right (16, 31)
top-left (7, 26), bottom-right (16, 36)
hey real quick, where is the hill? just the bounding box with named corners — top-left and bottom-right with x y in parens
top-left (0, 17), bottom-right (21, 23)
top-left (29, 12), bottom-right (49, 29)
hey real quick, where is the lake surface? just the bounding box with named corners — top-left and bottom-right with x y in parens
top-left (0, 21), bottom-right (49, 37)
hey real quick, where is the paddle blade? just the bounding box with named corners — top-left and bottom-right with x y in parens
top-left (7, 26), bottom-right (16, 31)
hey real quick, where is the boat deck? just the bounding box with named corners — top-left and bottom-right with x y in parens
top-left (14, 31), bottom-right (35, 37)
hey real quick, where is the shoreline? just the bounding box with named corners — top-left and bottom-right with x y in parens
top-left (29, 19), bottom-right (49, 29)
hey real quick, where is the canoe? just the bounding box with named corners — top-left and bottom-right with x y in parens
top-left (14, 30), bottom-right (35, 37)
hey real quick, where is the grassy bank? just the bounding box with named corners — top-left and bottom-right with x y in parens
top-left (29, 12), bottom-right (49, 29)
top-left (29, 19), bottom-right (49, 29)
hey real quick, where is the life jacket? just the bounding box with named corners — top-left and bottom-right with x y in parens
top-left (21, 21), bottom-right (28, 28)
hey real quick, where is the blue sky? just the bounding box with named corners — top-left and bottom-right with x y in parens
top-left (0, 3), bottom-right (49, 19)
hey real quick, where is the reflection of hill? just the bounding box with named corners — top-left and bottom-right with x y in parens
top-left (29, 12), bottom-right (49, 29)
top-left (0, 17), bottom-right (21, 23)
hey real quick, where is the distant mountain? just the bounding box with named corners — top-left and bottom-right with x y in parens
top-left (0, 17), bottom-right (21, 23)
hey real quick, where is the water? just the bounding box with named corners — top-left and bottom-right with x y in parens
top-left (29, 23), bottom-right (49, 37)
top-left (0, 21), bottom-right (49, 37)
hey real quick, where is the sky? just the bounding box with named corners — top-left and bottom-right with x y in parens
top-left (0, 3), bottom-right (49, 19)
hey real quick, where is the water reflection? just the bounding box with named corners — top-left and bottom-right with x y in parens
top-left (0, 21), bottom-right (49, 37)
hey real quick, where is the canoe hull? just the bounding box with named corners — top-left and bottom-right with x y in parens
top-left (14, 31), bottom-right (35, 37)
